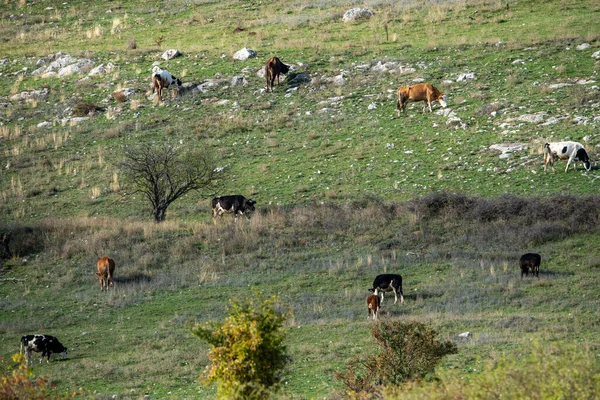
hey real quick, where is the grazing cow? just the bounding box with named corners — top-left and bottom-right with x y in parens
top-left (211, 195), bottom-right (256, 220)
top-left (366, 294), bottom-right (380, 320)
top-left (21, 334), bottom-right (67, 364)
top-left (369, 274), bottom-right (405, 305)
top-left (265, 56), bottom-right (290, 93)
top-left (545, 142), bottom-right (591, 172)
top-left (96, 256), bottom-right (115, 291)
top-left (520, 253), bottom-right (541, 278)
top-left (152, 69), bottom-right (182, 100)
top-left (396, 83), bottom-right (447, 117)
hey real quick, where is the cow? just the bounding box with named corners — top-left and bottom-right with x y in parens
top-left (152, 69), bottom-right (182, 100)
top-left (520, 253), bottom-right (541, 278)
top-left (265, 56), bottom-right (290, 93)
top-left (545, 142), bottom-right (591, 173)
top-left (396, 83), bottom-right (447, 117)
top-left (211, 195), bottom-right (256, 221)
top-left (20, 334), bottom-right (67, 364)
top-left (369, 274), bottom-right (405, 305)
top-left (96, 256), bottom-right (115, 291)
top-left (366, 294), bottom-right (380, 320)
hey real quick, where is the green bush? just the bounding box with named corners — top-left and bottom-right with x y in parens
top-left (334, 321), bottom-right (458, 398)
top-left (386, 342), bottom-right (600, 399)
top-left (192, 294), bottom-right (290, 400)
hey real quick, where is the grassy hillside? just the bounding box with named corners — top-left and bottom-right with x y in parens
top-left (1, 0), bottom-right (600, 398)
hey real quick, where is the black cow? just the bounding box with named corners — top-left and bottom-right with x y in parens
top-left (369, 274), bottom-right (405, 305)
top-left (520, 253), bottom-right (541, 278)
top-left (21, 334), bottom-right (68, 364)
top-left (211, 195), bottom-right (256, 220)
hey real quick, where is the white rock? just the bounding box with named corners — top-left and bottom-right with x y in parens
top-left (368, 102), bottom-right (377, 110)
top-left (342, 8), bottom-right (373, 23)
top-left (333, 74), bottom-right (347, 86)
top-left (517, 112), bottom-right (546, 123)
top-left (576, 43), bottom-right (591, 50)
top-left (592, 51), bottom-right (600, 60)
top-left (37, 121), bottom-right (51, 128)
top-left (489, 143), bottom-right (528, 154)
top-left (10, 88), bottom-right (49, 101)
top-left (161, 49), bottom-right (181, 60)
top-left (458, 331), bottom-right (471, 338)
top-left (232, 47), bottom-right (257, 61)
top-left (457, 73), bottom-right (476, 81)
top-left (230, 76), bottom-right (247, 86)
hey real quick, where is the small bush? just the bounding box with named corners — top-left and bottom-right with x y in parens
top-left (386, 342), bottom-right (600, 399)
top-left (192, 293), bottom-right (290, 400)
top-left (72, 100), bottom-right (102, 117)
top-left (335, 321), bottom-right (458, 397)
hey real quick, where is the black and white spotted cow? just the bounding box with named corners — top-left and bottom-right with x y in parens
top-left (369, 274), bottom-right (405, 305)
top-left (20, 334), bottom-right (67, 364)
top-left (211, 195), bottom-right (256, 220)
top-left (545, 141), bottom-right (592, 173)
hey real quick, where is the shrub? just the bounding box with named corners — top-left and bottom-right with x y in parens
top-left (0, 353), bottom-right (79, 399)
top-left (335, 321), bottom-right (458, 398)
top-left (192, 293), bottom-right (290, 400)
top-left (386, 342), bottom-right (600, 399)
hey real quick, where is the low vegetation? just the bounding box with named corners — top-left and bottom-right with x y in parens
top-left (1, 0), bottom-right (599, 398)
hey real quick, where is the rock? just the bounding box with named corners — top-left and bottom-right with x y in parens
top-left (88, 63), bottom-right (114, 76)
top-left (58, 59), bottom-right (94, 76)
top-left (592, 51), bottom-right (600, 60)
top-left (517, 112), bottom-right (546, 123)
top-left (368, 103), bottom-right (377, 110)
top-left (230, 75), bottom-right (247, 86)
top-left (10, 88), bottom-right (49, 102)
top-left (576, 43), bottom-right (591, 50)
top-left (48, 54), bottom-right (77, 70)
top-left (458, 331), bottom-right (471, 338)
top-left (161, 49), bottom-right (181, 60)
top-left (342, 8), bottom-right (373, 23)
top-left (195, 79), bottom-right (225, 93)
top-left (37, 121), bottom-right (51, 128)
top-left (457, 73), bottom-right (476, 81)
top-left (232, 47), bottom-right (257, 61)
top-left (489, 143), bottom-right (528, 156)
top-left (547, 83), bottom-right (571, 89)
top-left (540, 117), bottom-right (561, 126)
top-left (288, 73), bottom-right (311, 86)
top-left (333, 74), bottom-right (347, 86)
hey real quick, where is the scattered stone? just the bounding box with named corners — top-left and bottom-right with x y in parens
top-left (10, 88), bottom-right (49, 102)
top-left (230, 75), bottom-right (247, 86)
top-left (517, 112), bottom-right (546, 123)
top-left (540, 117), bottom-right (561, 126)
top-left (233, 47), bottom-right (257, 61)
top-left (288, 73), bottom-right (311, 86)
top-left (458, 331), bottom-right (471, 338)
top-left (58, 59), bottom-right (94, 77)
top-left (547, 83), bottom-right (572, 89)
top-left (37, 121), bottom-right (51, 128)
top-left (161, 49), bottom-right (181, 60)
top-left (592, 51), bottom-right (600, 60)
top-left (368, 102), bottom-right (377, 110)
top-left (457, 73), bottom-right (476, 81)
top-left (88, 63), bottom-right (114, 76)
top-left (342, 8), bottom-right (373, 23)
top-left (576, 43), bottom-right (591, 50)
top-left (489, 143), bottom-right (528, 158)
top-left (333, 74), bottom-right (347, 86)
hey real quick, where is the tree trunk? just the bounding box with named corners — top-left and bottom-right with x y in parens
top-left (153, 207), bottom-right (167, 223)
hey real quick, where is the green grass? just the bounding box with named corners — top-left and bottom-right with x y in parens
top-left (1, 0), bottom-right (600, 398)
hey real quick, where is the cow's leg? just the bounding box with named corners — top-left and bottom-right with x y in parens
top-left (25, 348), bottom-right (32, 365)
top-left (565, 157), bottom-right (573, 172)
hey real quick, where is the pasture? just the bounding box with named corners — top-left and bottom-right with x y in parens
top-left (1, 0), bottom-right (600, 398)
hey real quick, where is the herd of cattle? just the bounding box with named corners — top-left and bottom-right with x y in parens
top-left (18, 53), bottom-right (585, 362)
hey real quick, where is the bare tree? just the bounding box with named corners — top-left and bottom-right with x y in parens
top-left (120, 143), bottom-right (217, 222)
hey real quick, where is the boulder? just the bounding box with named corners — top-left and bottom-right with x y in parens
top-left (233, 47), bottom-right (257, 61)
top-left (161, 49), bottom-right (181, 60)
top-left (342, 8), bottom-right (373, 23)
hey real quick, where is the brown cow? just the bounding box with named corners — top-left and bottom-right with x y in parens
top-left (367, 294), bottom-right (380, 320)
top-left (396, 83), bottom-right (447, 117)
top-left (96, 257), bottom-right (115, 291)
top-left (265, 56), bottom-right (290, 93)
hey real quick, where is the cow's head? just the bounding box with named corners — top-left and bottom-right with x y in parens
top-left (176, 78), bottom-right (182, 87)
top-left (439, 95), bottom-right (448, 108)
top-left (577, 148), bottom-right (592, 171)
top-left (246, 199), bottom-right (256, 212)
top-left (281, 63), bottom-right (290, 75)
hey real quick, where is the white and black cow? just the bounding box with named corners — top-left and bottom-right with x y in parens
top-left (21, 334), bottom-right (67, 364)
top-left (211, 195), bottom-right (256, 220)
top-left (369, 274), bottom-right (405, 305)
top-left (545, 142), bottom-right (592, 173)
